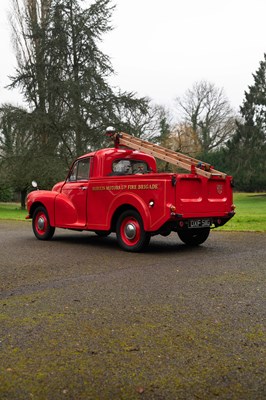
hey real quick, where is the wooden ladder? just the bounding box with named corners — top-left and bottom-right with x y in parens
top-left (114, 132), bottom-right (226, 179)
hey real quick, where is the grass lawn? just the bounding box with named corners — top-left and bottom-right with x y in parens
top-left (218, 192), bottom-right (266, 232)
top-left (0, 202), bottom-right (28, 221)
top-left (0, 193), bottom-right (265, 231)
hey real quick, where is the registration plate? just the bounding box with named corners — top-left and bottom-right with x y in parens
top-left (188, 219), bottom-right (211, 228)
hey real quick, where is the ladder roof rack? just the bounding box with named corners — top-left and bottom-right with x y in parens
top-left (110, 131), bottom-right (226, 179)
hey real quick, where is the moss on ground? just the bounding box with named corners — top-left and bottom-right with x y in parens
top-left (1, 288), bottom-right (265, 400)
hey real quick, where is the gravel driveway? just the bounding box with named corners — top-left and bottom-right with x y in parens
top-left (0, 221), bottom-right (265, 399)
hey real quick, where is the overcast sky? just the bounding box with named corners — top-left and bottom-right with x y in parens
top-left (1, 0), bottom-right (266, 111)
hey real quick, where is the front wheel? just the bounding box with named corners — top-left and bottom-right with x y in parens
top-left (32, 206), bottom-right (55, 240)
top-left (116, 210), bottom-right (150, 252)
top-left (178, 228), bottom-right (210, 246)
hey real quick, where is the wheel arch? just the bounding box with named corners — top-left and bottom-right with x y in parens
top-left (110, 204), bottom-right (138, 232)
top-left (108, 194), bottom-right (151, 232)
top-left (29, 201), bottom-right (44, 219)
top-left (28, 197), bottom-right (56, 226)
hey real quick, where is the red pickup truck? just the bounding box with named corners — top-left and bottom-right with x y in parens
top-left (26, 130), bottom-right (235, 251)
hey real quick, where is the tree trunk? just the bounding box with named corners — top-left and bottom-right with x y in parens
top-left (20, 188), bottom-right (27, 210)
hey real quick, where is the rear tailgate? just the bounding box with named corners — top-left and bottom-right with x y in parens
top-left (175, 175), bottom-right (233, 218)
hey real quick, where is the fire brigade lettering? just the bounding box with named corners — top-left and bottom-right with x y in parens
top-left (138, 184), bottom-right (158, 190)
top-left (92, 186), bottom-right (106, 191)
top-left (92, 184), bottom-right (159, 191)
top-left (106, 185), bottom-right (121, 190)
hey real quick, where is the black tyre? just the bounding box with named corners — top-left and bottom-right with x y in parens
top-left (178, 228), bottom-right (210, 246)
top-left (116, 210), bottom-right (150, 252)
top-left (32, 206), bottom-right (55, 240)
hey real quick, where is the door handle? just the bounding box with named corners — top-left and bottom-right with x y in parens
top-left (79, 186), bottom-right (87, 191)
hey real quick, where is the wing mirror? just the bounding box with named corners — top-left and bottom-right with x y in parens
top-left (32, 180), bottom-right (39, 190)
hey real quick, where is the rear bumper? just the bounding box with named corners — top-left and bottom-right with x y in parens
top-left (171, 212), bottom-right (235, 229)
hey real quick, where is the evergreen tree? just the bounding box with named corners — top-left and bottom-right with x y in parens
top-left (227, 55), bottom-right (266, 191)
top-left (7, 0), bottom-right (150, 191)
top-left (0, 105), bottom-right (34, 207)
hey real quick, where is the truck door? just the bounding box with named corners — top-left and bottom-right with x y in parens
top-left (60, 158), bottom-right (91, 226)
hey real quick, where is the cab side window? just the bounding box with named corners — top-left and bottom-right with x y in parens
top-left (69, 158), bottom-right (90, 181)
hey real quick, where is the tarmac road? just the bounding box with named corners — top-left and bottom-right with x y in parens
top-left (0, 221), bottom-right (265, 399)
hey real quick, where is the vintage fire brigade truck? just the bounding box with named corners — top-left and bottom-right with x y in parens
top-left (26, 128), bottom-right (235, 251)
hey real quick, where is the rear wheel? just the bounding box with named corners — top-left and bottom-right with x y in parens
top-left (178, 228), bottom-right (210, 246)
top-left (32, 206), bottom-right (55, 240)
top-left (116, 210), bottom-right (150, 252)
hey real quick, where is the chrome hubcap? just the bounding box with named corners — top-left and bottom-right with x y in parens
top-left (124, 223), bottom-right (136, 240)
top-left (37, 216), bottom-right (45, 231)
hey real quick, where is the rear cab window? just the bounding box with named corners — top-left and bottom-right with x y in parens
top-left (111, 159), bottom-right (150, 175)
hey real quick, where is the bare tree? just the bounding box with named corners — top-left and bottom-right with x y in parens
top-left (168, 123), bottom-right (201, 157)
top-left (175, 81), bottom-right (237, 153)
top-left (113, 100), bottom-right (173, 143)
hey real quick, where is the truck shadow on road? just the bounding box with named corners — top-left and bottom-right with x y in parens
top-left (50, 232), bottom-right (208, 255)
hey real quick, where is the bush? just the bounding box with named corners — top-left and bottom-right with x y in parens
top-left (0, 185), bottom-right (13, 202)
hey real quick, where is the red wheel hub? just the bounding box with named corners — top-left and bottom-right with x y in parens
top-left (120, 217), bottom-right (141, 246)
top-left (34, 211), bottom-right (48, 236)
